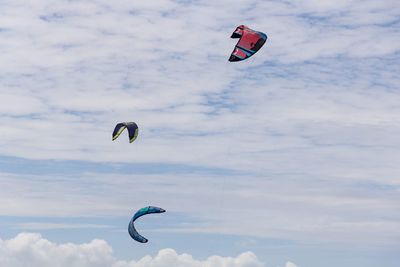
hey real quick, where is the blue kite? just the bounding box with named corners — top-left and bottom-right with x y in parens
top-left (128, 206), bottom-right (166, 243)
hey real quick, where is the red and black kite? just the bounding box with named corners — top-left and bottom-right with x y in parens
top-left (229, 25), bottom-right (267, 62)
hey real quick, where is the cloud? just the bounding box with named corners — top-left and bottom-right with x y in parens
top-left (285, 262), bottom-right (298, 267)
top-left (115, 249), bottom-right (263, 267)
top-left (0, 0), bottom-right (399, 168)
top-left (16, 223), bottom-right (112, 230)
top-left (0, 0), bottom-right (399, 251)
top-left (0, 233), bottom-right (113, 267)
top-left (1, 170), bottom-right (399, 246)
top-left (0, 233), bottom-right (265, 267)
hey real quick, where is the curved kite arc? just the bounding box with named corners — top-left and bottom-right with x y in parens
top-left (229, 25), bottom-right (267, 62)
top-left (112, 122), bottom-right (139, 143)
top-left (128, 206), bottom-right (166, 243)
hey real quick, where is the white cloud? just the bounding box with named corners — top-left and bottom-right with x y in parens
top-left (285, 262), bottom-right (298, 267)
top-left (0, 233), bottom-right (265, 267)
top-left (0, 233), bottom-right (113, 267)
top-left (115, 249), bottom-right (263, 267)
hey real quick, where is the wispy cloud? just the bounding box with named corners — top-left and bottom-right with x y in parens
top-left (0, 168), bottom-right (399, 246)
top-left (15, 223), bottom-right (112, 231)
top-left (0, 0), bottom-right (399, 263)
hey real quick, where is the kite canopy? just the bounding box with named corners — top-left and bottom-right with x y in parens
top-left (128, 206), bottom-right (166, 243)
top-left (112, 122), bottom-right (138, 143)
top-left (229, 25), bottom-right (267, 62)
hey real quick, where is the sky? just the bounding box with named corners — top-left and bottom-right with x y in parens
top-left (0, 0), bottom-right (399, 266)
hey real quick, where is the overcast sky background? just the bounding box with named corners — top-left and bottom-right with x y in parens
top-left (0, 0), bottom-right (399, 267)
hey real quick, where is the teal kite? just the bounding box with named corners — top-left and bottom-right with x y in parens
top-left (128, 206), bottom-right (166, 243)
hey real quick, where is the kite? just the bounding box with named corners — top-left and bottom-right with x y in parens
top-left (112, 122), bottom-right (138, 143)
top-left (229, 25), bottom-right (267, 62)
top-left (128, 206), bottom-right (166, 243)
